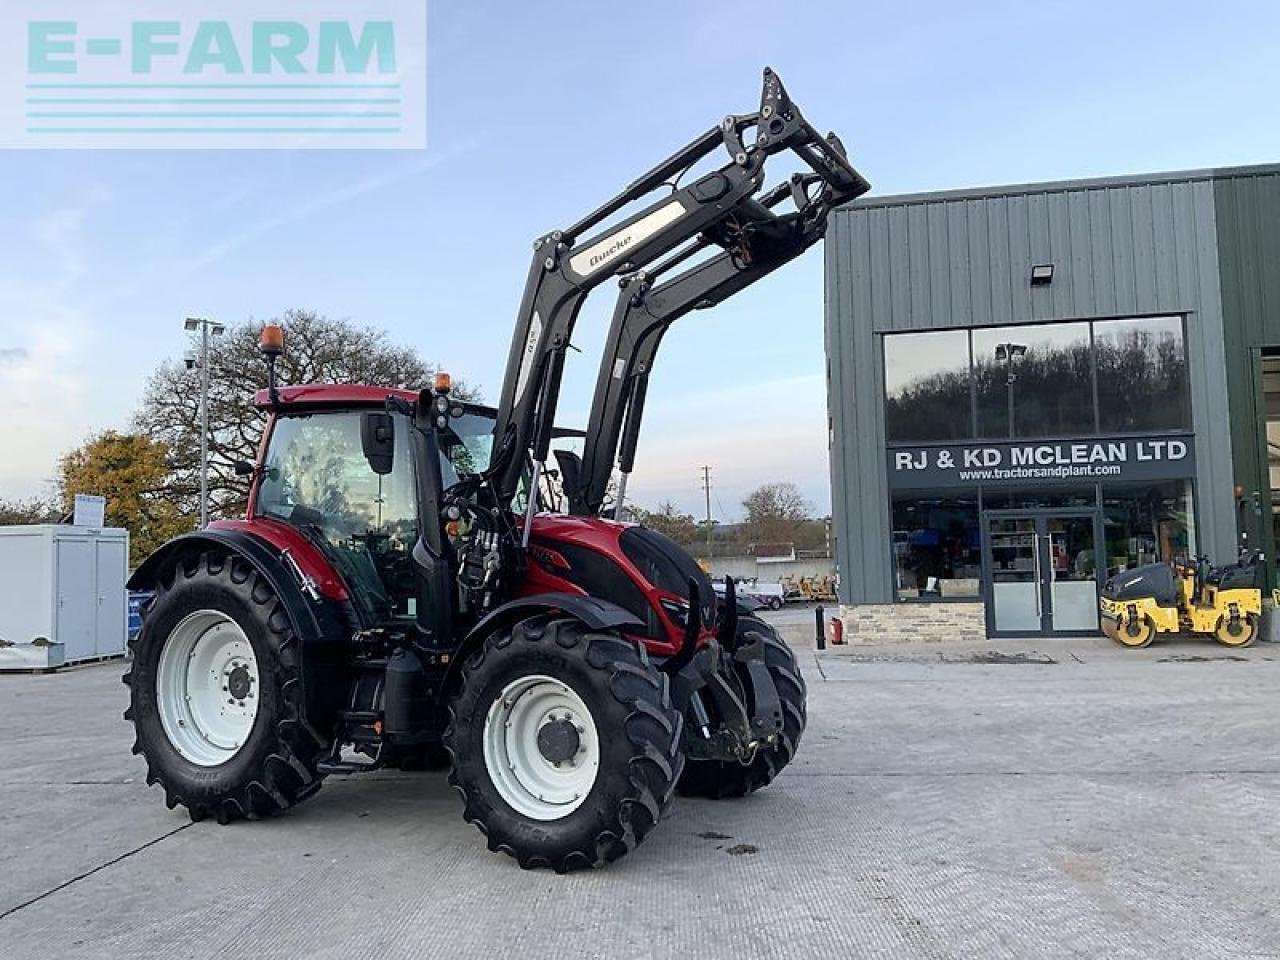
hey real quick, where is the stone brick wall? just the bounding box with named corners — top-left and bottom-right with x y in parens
top-left (838, 602), bottom-right (988, 645)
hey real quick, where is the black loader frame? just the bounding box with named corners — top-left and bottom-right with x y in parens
top-left (485, 67), bottom-right (869, 524)
top-left (562, 162), bottom-right (867, 517)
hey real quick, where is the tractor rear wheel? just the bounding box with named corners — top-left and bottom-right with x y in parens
top-left (445, 616), bottom-right (683, 872)
top-left (124, 551), bottom-right (327, 823)
top-left (1214, 613), bottom-right (1258, 648)
top-left (677, 619), bottom-right (806, 799)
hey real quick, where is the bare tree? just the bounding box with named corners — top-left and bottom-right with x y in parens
top-left (0, 497), bottom-right (60, 525)
top-left (741, 482), bottom-right (813, 547)
top-left (629, 500), bottom-right (700, 546)
top-left (133, 309), bottom-right (478, 520)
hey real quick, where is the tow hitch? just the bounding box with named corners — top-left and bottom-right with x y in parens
top-left (664, 578), bottom-right (785, 765)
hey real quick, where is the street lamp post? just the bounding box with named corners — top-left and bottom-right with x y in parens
top-left (184, 317), bottom-right (226, 528)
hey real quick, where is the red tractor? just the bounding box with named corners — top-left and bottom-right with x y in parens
top-left (124, 68), bottom-right (869, 871)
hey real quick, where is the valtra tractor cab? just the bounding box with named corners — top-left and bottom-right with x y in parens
top-left (124, 68), bottom-right (870, 870)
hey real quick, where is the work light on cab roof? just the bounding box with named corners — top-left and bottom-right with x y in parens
top-left (259, 323), bottom-right (285, 357)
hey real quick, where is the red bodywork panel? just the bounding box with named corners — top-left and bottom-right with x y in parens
top-left (210, 517), bottom-right (350, 601)
top-left (221, 511), bottom-right (701, 654)
top-left (521, 513), bottom-right (711, 657)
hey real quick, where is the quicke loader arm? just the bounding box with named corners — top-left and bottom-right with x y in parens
top-left (561, 163), bottom-right (870, 518)
top-left (486, 67), bottom-right (869, 522)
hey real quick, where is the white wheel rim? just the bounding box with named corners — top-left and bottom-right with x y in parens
top-left (482, 675), bottom-right (599, 821)
top-left (155, 610), bottom-right (260, 767)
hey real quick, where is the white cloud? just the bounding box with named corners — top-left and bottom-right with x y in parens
top-left (0, 205), bottom-right (100, 499)
top-left (0, 316), bottom-right (90, 499)
top-left (1, 140), bottom-right (495, 501)
top-left (32, 208), bottom-right (88, 287)
top-left (88, 137), bottom-right (489, 310)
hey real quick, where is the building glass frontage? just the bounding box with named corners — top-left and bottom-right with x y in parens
top-left (884, 315), bottom-right (1197, 632)
top-left (824, 166), bottom-right (1280, 638)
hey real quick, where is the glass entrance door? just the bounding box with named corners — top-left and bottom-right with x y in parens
top-left (1044, 514), bottom-right (1100, 631)
top-left (984, 510), bottom-right (1101, 635)
top-left (987, 516), bottom-right (1041, 633)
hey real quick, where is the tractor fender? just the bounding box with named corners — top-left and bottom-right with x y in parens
top-left (440, 592), bottom-right (644, 699)
top-left (128, 530), bottom-right (354, 728)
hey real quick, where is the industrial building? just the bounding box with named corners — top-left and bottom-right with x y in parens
top-left (824, 164), bottom-right (1280, 638)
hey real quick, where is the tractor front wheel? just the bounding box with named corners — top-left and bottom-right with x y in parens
top-left (124, 551), bottom-right (327, 823)
top-left (445, 616), bottom-right (683, 871)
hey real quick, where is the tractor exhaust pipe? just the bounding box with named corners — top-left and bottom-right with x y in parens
top-left (521, 461), bottom-right (543, 549)
top-left (613, 472), bottom-right (629, 521)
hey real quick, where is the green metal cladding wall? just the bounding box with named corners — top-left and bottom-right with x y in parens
top-left (1215, 169), bottom-right (1280, 568)
top-left (826, 172), bottom-right (1238, 606)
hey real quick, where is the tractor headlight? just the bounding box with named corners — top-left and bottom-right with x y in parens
top-left (659, 599), bottom-right (689, 628)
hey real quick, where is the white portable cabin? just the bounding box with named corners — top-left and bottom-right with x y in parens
top-left (0, 525), bottom-right (129, 670)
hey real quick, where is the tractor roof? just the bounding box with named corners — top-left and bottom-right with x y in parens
top-left (251, 384), bottom-right (587, 439)
top-left (253, 384), bottom-right (418, 410)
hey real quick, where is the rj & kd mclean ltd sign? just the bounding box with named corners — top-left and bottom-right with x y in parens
top-left (887, 435), bottom-right (1194, 490)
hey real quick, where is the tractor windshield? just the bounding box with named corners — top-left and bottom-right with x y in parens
top-left (256, 410), bottom-right (419, 625)
top-left (440, 411), bottom-right (496, 483)
top-left (441, 409), bottom-right (535, 515)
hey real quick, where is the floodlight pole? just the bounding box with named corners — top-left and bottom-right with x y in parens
top-left (702, 465), bottom-right (713, 560)
top-left (201, 320), bottom-right (210, 529)
top-left (996, 342), bottom-right (1026, 439)
top-left (186, 317), bottom-right (224, 529)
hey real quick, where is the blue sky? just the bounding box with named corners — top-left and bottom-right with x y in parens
top-left (2, 0), bottom-right (1278, 521)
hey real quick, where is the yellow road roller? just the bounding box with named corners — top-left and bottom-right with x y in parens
top-left (1100, 550), bottom-right (1263, 648)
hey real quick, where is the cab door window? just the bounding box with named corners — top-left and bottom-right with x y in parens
top-left (257, 411), bottom-right (418, 623)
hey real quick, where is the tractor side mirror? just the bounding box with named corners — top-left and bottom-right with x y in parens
top-left (361, 411), bottom-right (395, 475)
top-left (233, 460), bottom-right (255, 477)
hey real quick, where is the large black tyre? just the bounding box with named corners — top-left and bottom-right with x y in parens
top-left (444, 615), bottom-right (683, 872)
top-left (677, 619), bottom-right (806, 799)
top-left (123, 551), bottom-right (328, 824)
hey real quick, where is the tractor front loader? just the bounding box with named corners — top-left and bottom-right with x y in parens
top-left (124, 68), bottom-right (869, 871)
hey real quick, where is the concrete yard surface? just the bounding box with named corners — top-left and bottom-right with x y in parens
top-left (2, 635), bottom-right (1278, 959)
